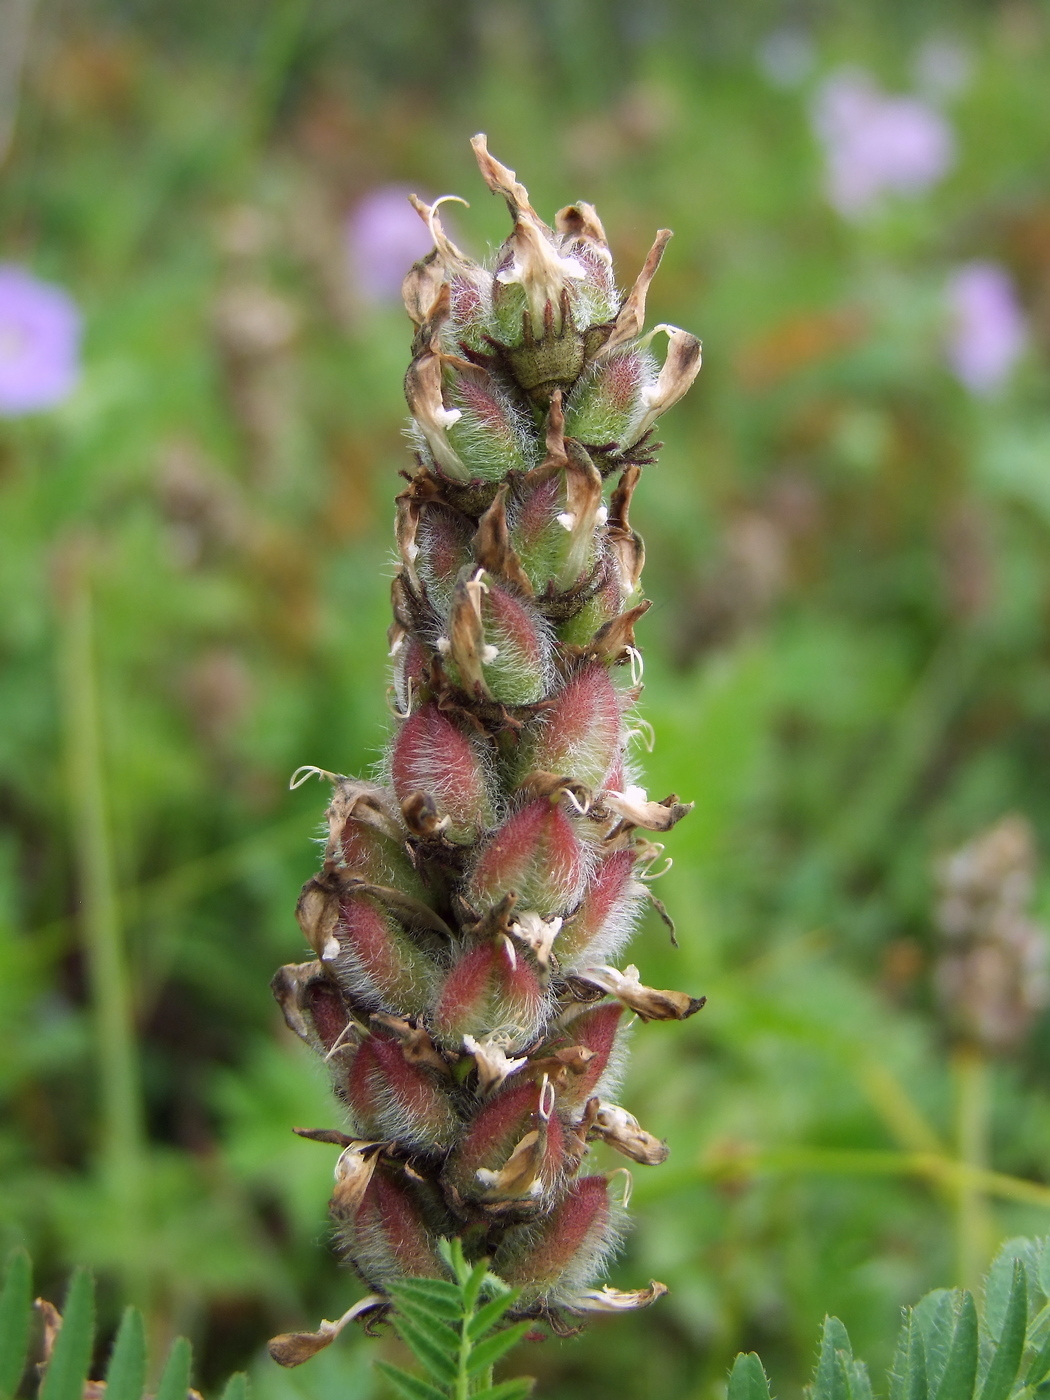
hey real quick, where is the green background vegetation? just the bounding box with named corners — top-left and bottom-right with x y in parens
top-left (4, 2), bottom-right (1050, 1397)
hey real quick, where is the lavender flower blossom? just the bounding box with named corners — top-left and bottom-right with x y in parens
top-left (945, 261), bottom-right (1026, 396)
top-left (810, 68), bottom-right (955, 218)
top-left (0, 264), bottom-right (81, 415)
top-left (344, 184), bottom-right (441, 305)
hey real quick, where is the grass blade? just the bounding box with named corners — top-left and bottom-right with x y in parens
top-left (39, 1270), bottom-right (95, 1400)
top-left (103, 1308), bottom-right (147, 1400)
top-left (0, 1251), bottom-right (32, 1400)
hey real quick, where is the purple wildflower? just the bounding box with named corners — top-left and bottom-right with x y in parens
top-left (811, 68), bottom-right (955, 218)
top-left (945, 261), bottom-right (1026, 396)
top-left (0, 264), bottom-right (81, 416)
top-left (345, 184), bottom-right (441, 305)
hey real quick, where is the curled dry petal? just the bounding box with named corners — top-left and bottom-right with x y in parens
top-left (606, 465), bottom-right (645, 599)
top-left (464, 1034), bottom-right (529, 1094)
top-left (627, 325), bottom-right (703, 445)
top-left (269, 1295), bottom-right (386, 1367)
top-left (567, 1281), bottom-right (668, 1313)
top-left (576, 963), bottom-right (706, 1022)
top-left (591, 1102), bottom-right (669, 1165)
top-left (443, 571), bottom-right (493, 697)
top-left (472, 134), bottom-right (586, 333)
top-left (331, 1140), bottom-right (386, 1214)
top-left (601, 230), bottom-right (673, 359)
top-left (475, 1127), bottom-right (546, 1200)
top-left (371, 1013), bottom-right (450, 1074)
top-left (602, 785), bottom-right (693, 833)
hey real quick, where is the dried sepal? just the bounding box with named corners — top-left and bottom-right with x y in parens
top-left (475, 484), bottom-right (534, 595)
top-left (606, 465), bottom-right (645, 599)
top-left (626, 324), bottom-right (702, 446)
top-left (573, 964), bottom-right (706, 1022)
top-left (331, 1140), bottom-right (387, 1214)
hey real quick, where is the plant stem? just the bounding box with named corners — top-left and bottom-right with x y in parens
top-left (57, 543), bottom-right (146, 1298)
top-left (953, 1042), bottom-right (992, 1294)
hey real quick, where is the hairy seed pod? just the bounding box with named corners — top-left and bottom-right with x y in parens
top-left (271, 136), bottom-right (703, 1357)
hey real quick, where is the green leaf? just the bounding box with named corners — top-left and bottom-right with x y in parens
top-left (979, 1263), bottom-right (1026, 1400)
top-left (465, 1322), bottom-right (532, 1378)
top-left (915, 1290), bottom-right (962, 1399)
top-left (728, 1353), bottom-right (773, 1400)
top-left (375, 1359), bottom-right (448, 1400)
top-left (388, 1299), bottom-right (459, 1356)
top-left (845, 1359), bottom-right (873, 1400)
top-left (986, 1243), bottom-right (1040, 1341)
top-left (471, 1380), bottom-right (535, 1400)
top-left (463, 1259), bottom-right (490, 1315)
top-left (437, 1238), bottom-right (470, 1287)
top-left (466, 1291), bottom-right (520, 1342)
top-left (811, 1317), bottom-right (852, 1400)
top-left (934, 1293), bottom-right (978, 1400)
top-left (0, 1250), bottom-right (32, 1400)
top-left (1027, 1330), bottom-right (1050, 1388)
top-left (1037, 1240), bottom-right (1050, 1307)
top-left (155, 1336), bottom-right (193, 1400)
top-left (220, 1372), bottom-right (249, 1400)
top-left (889, 1312), bottom-right (928, 1400)
top-left (389, 1279), bottom-right (463, 1321)
top-left (103, 1308), bottom-right (147, 1400)
top-left (394, 1314), bottom-right (458, 1386)
top-left (40, 1270), bottom-right (95, 1400)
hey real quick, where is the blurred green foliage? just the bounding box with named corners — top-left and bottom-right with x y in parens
top-left (4, 3), bottom-right (1050, 1399)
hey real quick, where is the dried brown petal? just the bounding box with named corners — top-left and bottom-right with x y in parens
top-left (601, 230), bottom-right (672, 359)
top-left (601, 786), bottom-right (693, 833)
top-left (268, 1296), bottom-right (386, 1367)
top-left (567, 1281), bottom-right (668, 1312)
top-left (590, 1102), bottom-right (669, 1165)
top-left (575, 963), bottom-right (706, 1022)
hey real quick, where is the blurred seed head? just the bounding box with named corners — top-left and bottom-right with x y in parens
top-left (934, 815), bottom-right (1050, 1053)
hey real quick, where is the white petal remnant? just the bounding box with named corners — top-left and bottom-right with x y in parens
top-left (510, 911), bottom-right (564, 967)
top-left (602, 785), bottom-right (693, 833)
top-left (464, 1034), bottom-right (528, 1094)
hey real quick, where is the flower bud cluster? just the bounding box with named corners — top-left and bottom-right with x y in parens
top-left (272, 137), bottom-right (702, 1355)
